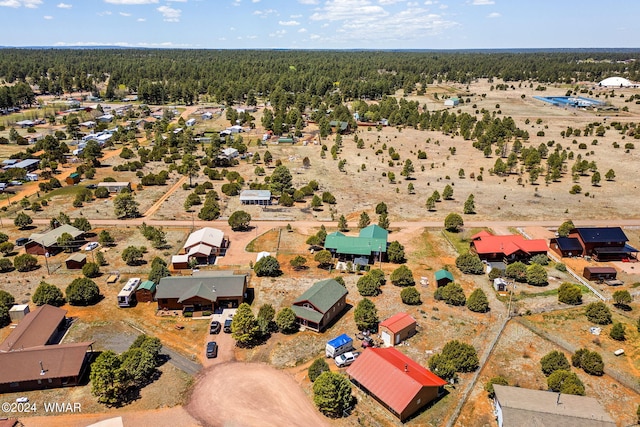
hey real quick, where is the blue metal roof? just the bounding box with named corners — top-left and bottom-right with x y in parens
top-left (575, 227), bottom-right (628, 243)
top-left (327, 334), bottom-right (352, 348)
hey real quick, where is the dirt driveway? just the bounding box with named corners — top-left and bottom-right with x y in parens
top-left (186, 362), bottom-right (328, 427)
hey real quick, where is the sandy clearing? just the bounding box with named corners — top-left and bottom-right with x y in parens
top-left (186, 362), bottom-right (329, 427)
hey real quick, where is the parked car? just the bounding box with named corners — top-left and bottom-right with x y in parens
top-left (334, 351), bottom-right (360, 368)
top-left (85, 184), bottom-right (97, 189)
top-left (362, 337), bottom-right (375, 348)
top-left (85, 242), bottom-right (99, 251)
top-left (206, 341), bottom-right (218, 358)
top-left (223, 318), bottom-right (232, 333)
top-left (209, 320), bottom-right (221, 334)
top-left (16, 237), bottom-right (29, 246)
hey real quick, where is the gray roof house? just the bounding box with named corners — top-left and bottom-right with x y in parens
top-left (493, 385), bottom-right (615, 427)
top-left (156, 273), bottom-right (247, 311)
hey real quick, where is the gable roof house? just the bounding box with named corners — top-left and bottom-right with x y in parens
top-left (470, 230), bottom-right (548, 264)
top-left (493, 384), bottom-right (615, 427)
top-left (292, 279), bottom-right (348, 332)
top-left (0, 305), bottom-right (93, 393)
top-left (239, 189), bottom-right (272, 205)
top-left (25, 224), bottom-right (84, 255)
top-left (564, 227), bottom-right (638, 261)
top-left (156, 273), bottom-right (247, 312)
top-left (325, 225), bottom-right (388, 265)
top-left (347, 348), bottom-right (446, 421)
top-left (172, 227), bottom-right (227, 269)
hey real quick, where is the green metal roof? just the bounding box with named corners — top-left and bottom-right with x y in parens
top-left (358, 225), bottom-right (388, 240)
top-left (325, 226), bottom-right (388, 256)
top-left (293, 279), bottom-right (347, 314)
top-left (138, 280), bottom-right (156, 292)
top-left (435, 269), bottom-right (454, 281)
top-left (291, 305), bottom-right (323, 323)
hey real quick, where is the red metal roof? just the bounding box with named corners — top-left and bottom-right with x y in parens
top-left (346, 348), bottom-right (446, 415)
top-left (471, 234), bottom-right (548, 256)
top-left (471, 230), bottom-right (493, 240)
top-left (0, 304), bottom-right (66, 352)
top-left (379, 312), bottom-right (416, 334)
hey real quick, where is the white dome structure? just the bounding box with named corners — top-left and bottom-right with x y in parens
top-left (599, 76), bottom-right (634, 87)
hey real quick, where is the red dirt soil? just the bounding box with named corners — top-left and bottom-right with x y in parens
top-left (186, 362), bottom-right (329, 427)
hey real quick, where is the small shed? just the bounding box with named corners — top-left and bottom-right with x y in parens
top-left (171, 254), bottom-right (190, 270)
top-left (435, 269), bottom-right (454, 287)
top-left (583, 266), bottom-right (617, 282)
top-left (66, 173), bottom-right (81, 185)
top-left (65, 253), bottom-right (87, 270)
top-left (493, 277), bottom-right (508, 292)
top-left (444, 97), bottom-right (460, 107)
top-left (8, 304), bottom-right (30, 323)
top-left (135, 280), bottom-right (156, 303)
top-left (379, 312), bottom-right (417, 347)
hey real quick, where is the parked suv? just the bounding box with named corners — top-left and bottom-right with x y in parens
top-left (206, 341), bottom-right (218, 358)
top-left (209, 320), bottom-right (221, 334)
top-left (223, 318), bottom-right (233, 333)
top-left (334, 351), bottom-right (360, 368)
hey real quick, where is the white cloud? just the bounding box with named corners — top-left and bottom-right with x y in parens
top-left (252, 0), bottom-right (260, 3)
top-left (298, 0), bottom-right (318, 4)
top-left (98, 10), bottom-right (112, 15)
top-left (0, 0), bottom-right (42, 8)
top-left (253, 8), bottom-right (275, 17)
top-left (298, 28), bottom-right (307, 33)
top-left (157, 5), bottom-right (181, 21)
top-left (472, 0), bottom-right (494, 4)
top-left (105, 0), bottom-right (158, 4)
top-left (310, 0), bottom-right (387, 22)
top-left (57, 2), bottom-right (72, 8)
top-left (290, 14), bottom-right (302, 18)
top-left (309, 1), bottom-right (458, 45)
top-left (487, 11), bottom-right (500, 18)
top-left (269, 29), bottom-right (287, 37)
top-left (232, 0), bottom-right (240, 6)
top-left (43, 15), bottom-right (53, 19)
top-left (119, 11), bottom-right (131, 16)
top-left (279, 20), bottom-right (300, 26)
top-left (137, 17), bottom-right (146, 21)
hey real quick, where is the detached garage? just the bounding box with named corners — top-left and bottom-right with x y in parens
top-left (379, 312), bottom-right (417, 347)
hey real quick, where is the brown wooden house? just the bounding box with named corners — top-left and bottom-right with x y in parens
top-left (25, 224), bottom-right (84, 256)
top-left (291, 279), bottom-right (348, 332)
top-left (156, 274), bottom-right (247, 312)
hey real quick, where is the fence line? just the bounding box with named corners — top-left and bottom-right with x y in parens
top-left (516, 317), bottom-right (640, 394)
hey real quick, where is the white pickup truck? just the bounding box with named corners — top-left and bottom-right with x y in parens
top-left (334, 351), bottom-right (360, 368)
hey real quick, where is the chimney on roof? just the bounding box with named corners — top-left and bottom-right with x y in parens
top-left (404, 364), bottom-right (408, 372)
top-left (39, 360), bottom-right (45, 376)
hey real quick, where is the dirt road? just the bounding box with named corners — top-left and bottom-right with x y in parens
top-left (187, 362), bottom-right (329, 427)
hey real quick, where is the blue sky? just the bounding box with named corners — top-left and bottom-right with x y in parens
top-left (0, 0), bottom-right (639, 49)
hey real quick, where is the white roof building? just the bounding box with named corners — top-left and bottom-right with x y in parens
top-left (183, 227), bottom-right (225, 252)
top-left (599, 76), bottom-right (635, 87)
